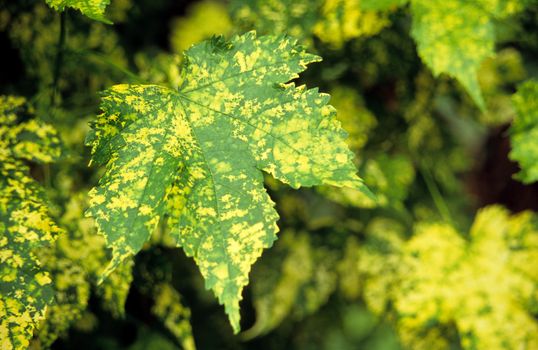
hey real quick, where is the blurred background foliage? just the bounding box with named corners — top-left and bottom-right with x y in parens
top-left (1, 0), bottom-right (537, 349)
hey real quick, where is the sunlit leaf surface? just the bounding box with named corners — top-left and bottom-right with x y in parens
top-left (87, 32), bottom-right (367, 332)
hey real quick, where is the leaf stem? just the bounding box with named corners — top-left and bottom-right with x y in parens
top-left (419, 160), bottom-right (453, 225)
top-left (43, 163), bottom-right (52, 189)
top-left (70, 49), bottom-right (144, 83)
top-left (50, 11), bottom-right (67, 107)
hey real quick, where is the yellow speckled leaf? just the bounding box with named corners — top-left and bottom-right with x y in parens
top-left (87, 32), bottom-right (368, 333)
top-left (353, 218), bottom-right (405, 314)
top-left (0, 96), bottom-right (63, 350)
top-left (46, 0), bottom-right (112, 23)
top-left (410, 0), bottom-right (523, 110)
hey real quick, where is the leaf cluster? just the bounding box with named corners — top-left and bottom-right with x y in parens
top-left (1, 0), bottom-right (537, 349)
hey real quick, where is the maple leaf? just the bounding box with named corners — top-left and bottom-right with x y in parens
top-left (86, 32), bottom-right (369, 332)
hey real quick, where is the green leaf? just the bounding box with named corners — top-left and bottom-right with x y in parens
top-left (45, 0), bottom-right (112, 23)
top-left (0, 96), bottom-right (63, 350)
top-left (0, 162), bottom-right (61, 350)
top-left (509, 79), bottom-right (538, 184)
top-left (232, 0), bottom-right (526, 109)
top-left (10, 120), bottom-right (63, 163)
top-left (410, 0), bottom-right (521, 111)
top-left (0, 96), bottom-right (62, 164)
top-left (87, 32), bottom-right (367, 333)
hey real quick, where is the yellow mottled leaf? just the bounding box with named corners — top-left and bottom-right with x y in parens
top-left (410, 0), bottom-right (523, 110)
top-left (87, 32), bottom-right (368, 333)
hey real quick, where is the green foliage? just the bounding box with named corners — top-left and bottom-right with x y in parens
top-left (87, 32), bottom-right (367, 333)
top-left (342, 218), bottom-right (406, 314)
top-left (509, 79), bottom-right (538, 184)
top-left (28, 192), bottom-right (135, 348)
top-left (2, 0), bottom-right (537, 348)
top-left (97, 258), bottom-right (134, 317)
top-left (231, 0), bottom-right (388, 49)
top-left (34, 237), bottom-right (90, 348)
top-left (0, 96), bottom-right (63, 350)
top-left (134, 247), bottom-right (195, 349)
top-left (3, 0), bottom-right (128, 107)
top-left (400, 207), bottom-right (538, 349)
top-left (316, 87), bottom-right (414, 210)
top-left (232, 0), bottom-right (529, 110)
